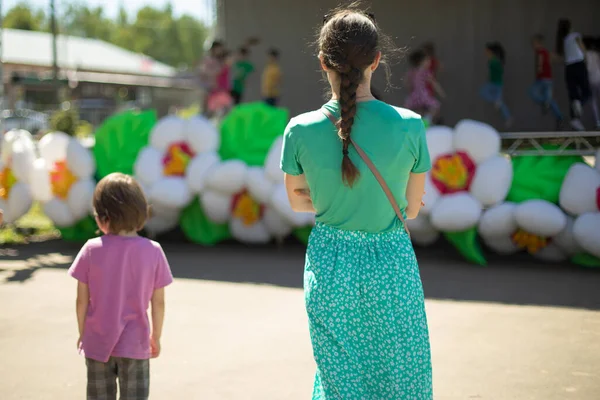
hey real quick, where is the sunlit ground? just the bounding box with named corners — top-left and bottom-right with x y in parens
top-left (1, 240), bottom-right (600, 399)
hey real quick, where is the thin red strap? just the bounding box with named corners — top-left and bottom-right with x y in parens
top-left (321, 108), bottom-right (410, 236)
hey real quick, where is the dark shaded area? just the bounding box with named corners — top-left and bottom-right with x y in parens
top-left (2, 239), bottom-right (600, 310)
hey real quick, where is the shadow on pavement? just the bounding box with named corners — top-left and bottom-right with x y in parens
top-left (2, 238), bottom-right (600, 310)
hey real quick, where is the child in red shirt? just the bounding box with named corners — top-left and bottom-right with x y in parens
top-left (529, 34), bottom-right (563, 126)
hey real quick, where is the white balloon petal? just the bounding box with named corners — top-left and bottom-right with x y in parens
top-left (514, 200), bottom-right (567, 237)
top-left (453, 119), bottom-right (500, 164)
top-left (478, 202), bottom-right (518, 238)
top-left (134, 147), bottom-right (164, 187)
top-left (573, 213), bottom-right (600, 258)
top-left (553, 216), bottom-right (581, 256)
top-left (43, 198), bottom-right (75, 227)
top-left (421, 175), bottom-right (440, 215)
top-left (67, 179), bottom-right (96, 221)
top-left (29, 159), bottom-right (53, 202)
top-left (10, 139), bottom-right (36, 183)
top-left (264, 136), bottom-right (284, 184)
top-left (559, 163), bottom-right (600, 216)
top-left (230, 218), bottom-right (271, 244)
top-left (482, 236), bottom-right (520, 255)
top-left (66, 139), bottom-right (96, 179)
top-left (425, 126), bottom-right (454, 163)
top-left (246, 167), bottom-right (274, 204)
top-left (39, 131), bottom-right (71, 165)
top-left (149, 177), bottom-right (192, 209)
top-left (470, 155), bottom-right (512, 207)
top-left (534, 244), bottom-right (568, 262)
top-left (149, 116), bottom-right (186, 151)
top-left (186, 152), bottom-right (220, 193)
top-left (262, 207), bottom-right (293, 238)
top-left (406, 214), bottom-right (440, 246)
top-left (205, 160), bottom-right (248, 195)
top-left (4, 183), bottom-right (32, 224)
top-left (201, 191), bottom-right (232, 223)
top-left (145, 209), bottom-right (180, 237)
top-left (184, 115), bottom-right (220, 154)
top-left (430, 192), bottom-right (482, 231)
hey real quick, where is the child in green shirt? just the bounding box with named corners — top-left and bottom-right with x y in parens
top-left (230, 47), bottom-right (255, 105)
top-left (480, 42), bottom-right (513, 127)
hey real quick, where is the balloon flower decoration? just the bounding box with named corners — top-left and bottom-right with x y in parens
top-left (408, 120), bottom-right (513, 248)
top-left (478, 200), bottom-right (577, 261)
top-left (559, 154), bottom-right (600, 258)
top-left (29, 132), bottom-right (96, 227)
top-left (134, 115), bottom-right (219, 235)
top-left (0, 129), bottom-right (36, 224)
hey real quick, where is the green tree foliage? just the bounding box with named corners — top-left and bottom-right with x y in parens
top-left (4, 2), bottom-right (208, 68)
top-left (4, 3), bottom-right (47, 31)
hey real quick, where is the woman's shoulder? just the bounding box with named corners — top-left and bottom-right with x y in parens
top-left (372, 101), bottom-right (424, 124)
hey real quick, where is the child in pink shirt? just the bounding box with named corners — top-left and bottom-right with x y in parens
top-left (69, 173), bottom-right (173, 400)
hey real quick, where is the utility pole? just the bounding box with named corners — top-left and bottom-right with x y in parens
top-left (50, 0), bottom-right (59, 93)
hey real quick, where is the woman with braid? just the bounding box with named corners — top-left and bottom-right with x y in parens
top-left (280, 6), bottom-right (432, 400)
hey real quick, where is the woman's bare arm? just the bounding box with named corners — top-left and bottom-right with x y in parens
top-left (405, 172), bottom-right (426, 219)
top-left (284, 173), bottom-right (316, 213)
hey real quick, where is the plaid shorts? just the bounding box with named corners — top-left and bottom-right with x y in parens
top-left (86, 357), bottom-right (150, 400)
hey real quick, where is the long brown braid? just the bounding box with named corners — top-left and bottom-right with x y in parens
top-left (319, 8), bottom-right (380, 187)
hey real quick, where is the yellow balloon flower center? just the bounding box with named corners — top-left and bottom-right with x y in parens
top-left (511, 229), bottom-right (549, 254)
top-left (0, 167), bottom-right (17, 200)
top-left (163, 142), bottom-right (195, 176)
top-left (430, 151), bottom-right (476, 194)
top-left (50, 160), bottom-right (77, 199)
top-left (231, 190), bottom-right (263, 226)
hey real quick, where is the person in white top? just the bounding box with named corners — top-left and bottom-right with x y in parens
top-left (583, 36), bottom-right (600, 129)
top-left (555, 18), bottom-right (591, 131)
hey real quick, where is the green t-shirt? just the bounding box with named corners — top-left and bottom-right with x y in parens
top-left (232, 61), bottom-right (255, 93)
top-left (489, 57), bottom-right (504, 85)
top-left (280, 100), bottom-right (431, 233)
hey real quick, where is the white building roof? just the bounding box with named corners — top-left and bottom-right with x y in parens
top-left (2, 29), bottom-right (176, 77)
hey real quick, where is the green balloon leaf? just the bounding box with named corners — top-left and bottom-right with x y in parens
top-left (93, 109), bottom-right (157, 179)
top-left (444, 227), bottom-right (487, 266)
top-left (218, 102), bottom-right (289, 166)
top-left (179, 198), bottom-right (231, 245)
top-left (506, 148), bottom-right (583, 204)
top-left (293, 225), bottom-right (313, 245)
top-left (59, 215), bottom-right (98, 242)
top-left (571, 253), bottom-right (600, 268)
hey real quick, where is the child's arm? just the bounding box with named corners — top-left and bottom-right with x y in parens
top-left (429, 77), bottom-right (446, 99)
top-left (150, 288), bottom-right (166, 358)
top-left (76, 281), bottom-right (89, 347)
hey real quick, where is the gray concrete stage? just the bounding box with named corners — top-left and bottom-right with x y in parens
top-left (1, 240), bottom-right (599, 399)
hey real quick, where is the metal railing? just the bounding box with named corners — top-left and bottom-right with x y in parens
top-left (501, 131), bottom-right (600, 156)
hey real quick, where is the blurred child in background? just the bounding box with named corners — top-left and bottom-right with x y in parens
top-left (529, 34), bottom-right (563, 128)
top-left (583, 36), bottom-right (600, 129)
top-left (404, 49), bottom-right (446, 125)
top-left (231, 47), bottom-right (255, 105)
top-left (262, 48), bottom-right (282, 106)
top-left (480, 42), bottom-right (513, 127)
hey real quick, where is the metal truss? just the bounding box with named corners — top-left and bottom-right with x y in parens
top-left (501, 131), bottom-right (599, 156)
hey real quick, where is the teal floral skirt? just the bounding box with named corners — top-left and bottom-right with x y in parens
top-left (305, 223), bottom-right (433, 399)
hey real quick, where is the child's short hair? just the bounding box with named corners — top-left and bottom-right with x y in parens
top-left (93, 173), bottom-right (148, 234)
top-left (408, 50), bottom-right (426, 67)
top-left (532, 34), bottom-right (544, 42)
top-left (422, 42), bottom-right (435, 55)
top-left (268, 48), bottom-right (280, 58)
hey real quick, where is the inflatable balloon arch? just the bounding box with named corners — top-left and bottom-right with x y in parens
top-left (1, 103), bottom-right (599, 267)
